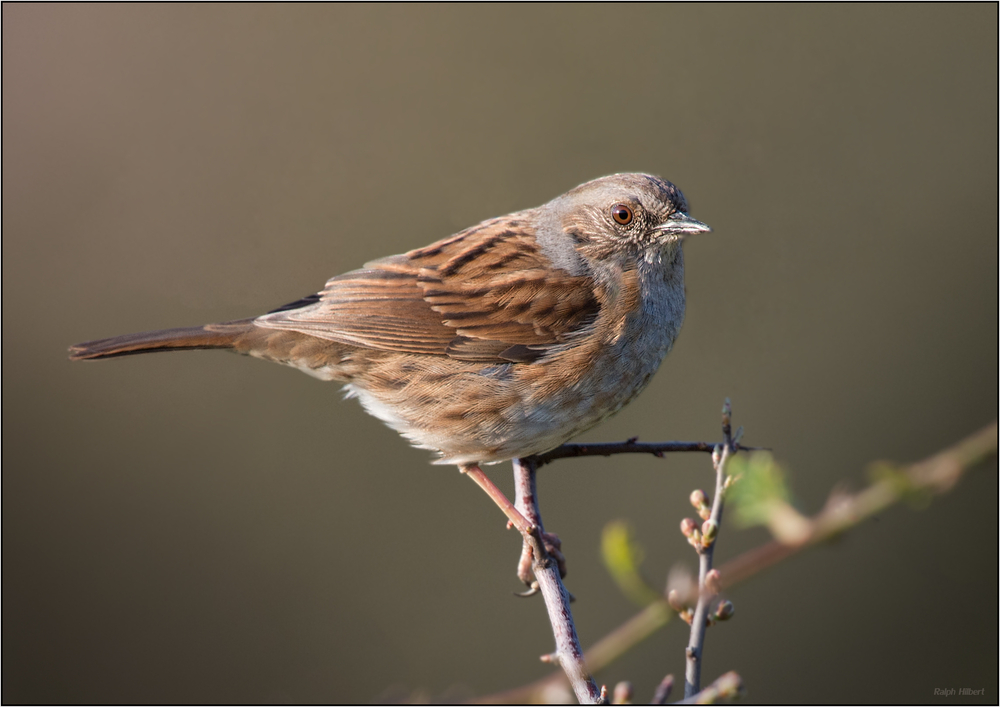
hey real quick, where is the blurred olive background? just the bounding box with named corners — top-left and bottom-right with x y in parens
top-left (3, 5), bottom-right (996, 704)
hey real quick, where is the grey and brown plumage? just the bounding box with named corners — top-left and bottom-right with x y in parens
top-left (70, 173), bottom-right (710, 466)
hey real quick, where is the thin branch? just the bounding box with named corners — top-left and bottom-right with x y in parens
top-left (476, 597), bottom-right (674, 704)
top-left (512, 457), bottom-right (602, 705)
top-left (534, 439), bottom-right (759, 468)
top-left (685, 401), bottom-right (734, 698)
top-left (513, 457), bottom-right (563, 590)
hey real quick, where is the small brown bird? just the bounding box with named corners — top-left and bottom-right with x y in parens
top-left (70, 173), bottom-right (710, 543)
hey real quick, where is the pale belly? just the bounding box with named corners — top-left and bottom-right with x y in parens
top-left (346, 257), bottom-right (686, 465)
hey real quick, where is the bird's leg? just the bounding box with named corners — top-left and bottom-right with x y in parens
top-left (460, 462), bottom-right (567, 588)
top-left (460, 464), bottom-right (534, 535)
top-left (460, 463), bottom-right (565, 588)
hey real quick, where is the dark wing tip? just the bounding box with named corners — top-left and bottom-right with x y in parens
top-left (266, 292), bottom-right (322, 314)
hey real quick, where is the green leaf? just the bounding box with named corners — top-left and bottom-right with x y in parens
top-left (726, 452), bottom-right (793, 528)
top-left (601, 520), bottom-right (660, 606)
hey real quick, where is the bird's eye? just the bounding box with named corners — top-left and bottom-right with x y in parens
top-left (611, 204), bottom-right (633, 225)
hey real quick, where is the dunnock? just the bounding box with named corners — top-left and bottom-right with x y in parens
top-left (70, 173), bottom-right (710, 549)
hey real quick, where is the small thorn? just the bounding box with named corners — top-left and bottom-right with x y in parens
top-left (540, 651), bottom-right (559, 664)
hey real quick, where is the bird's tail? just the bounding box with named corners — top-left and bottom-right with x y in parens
top-left (68, 320), bottom-right (254, 360)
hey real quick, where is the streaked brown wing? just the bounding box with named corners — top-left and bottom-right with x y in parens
top-left (256, 217), bottom-right (599, 363)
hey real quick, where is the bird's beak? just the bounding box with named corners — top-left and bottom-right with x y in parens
top-left (657, 212), bottom-right (713, 236)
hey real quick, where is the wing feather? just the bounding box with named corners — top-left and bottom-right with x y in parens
top-left (256, 217), bottom-right (599, 363)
